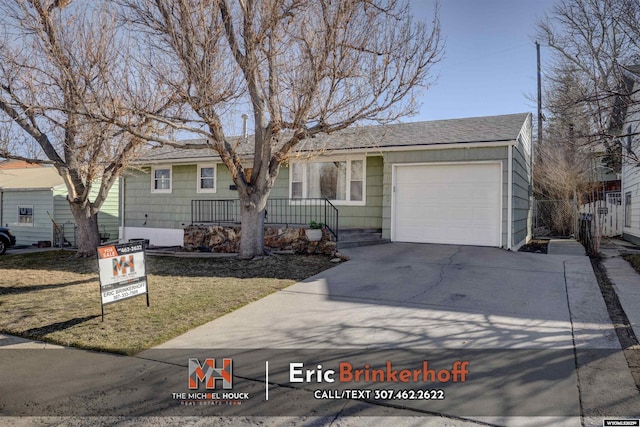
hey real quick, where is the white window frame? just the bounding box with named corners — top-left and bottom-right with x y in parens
top-left (288, 156), bottom-right (366, 206)
top-left (197, 164), bottom-right (217, 193)
top-left (151, 165), bottom-right (172, 194)
top-left (18, 205), bottom-right (34, 227)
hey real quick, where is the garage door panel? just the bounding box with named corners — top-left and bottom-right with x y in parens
top-left (393, 163), bottom-right (501, 247)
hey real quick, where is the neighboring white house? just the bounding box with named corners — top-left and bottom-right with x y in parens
top-left (120, 113), bottom-right (534, 250)
top-left (619, 65), bottom-right (640, 245)
top-left (0, 166), bottom-right (119, 246)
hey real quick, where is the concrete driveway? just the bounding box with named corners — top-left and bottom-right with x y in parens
top-left (158, 243), bottom-right (586, 349)
top-left (3, 243), bottom-right (640, 427)
top-left (148, 243), bottom-right (640, 425)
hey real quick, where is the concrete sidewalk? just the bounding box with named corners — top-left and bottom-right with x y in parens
top-left (547, 239), bottom-right (586, 256)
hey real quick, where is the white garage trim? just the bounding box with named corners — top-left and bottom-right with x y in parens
top-left (391, 161), bottom-right (503, 247)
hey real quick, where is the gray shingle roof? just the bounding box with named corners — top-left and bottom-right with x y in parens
top-left (136, 112), bottom-right (530, 163)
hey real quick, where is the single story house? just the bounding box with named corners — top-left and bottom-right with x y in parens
top-left (121, 112), bottom-right (533, 250)
top-left (619, 65), bottom-right (640, 245)
top-left (0, 166), bottom-right (119, 246)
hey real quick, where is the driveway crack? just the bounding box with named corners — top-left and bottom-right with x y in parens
top-left (401, 246), bottom-right (462, 303)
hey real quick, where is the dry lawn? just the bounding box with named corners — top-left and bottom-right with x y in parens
top-left (0, 250), bottom-right (336, 355)
top-left (624, 254), bottom-right (640, 274)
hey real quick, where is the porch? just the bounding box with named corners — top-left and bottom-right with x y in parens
top-left (191, 198), bottom-right (340, 241)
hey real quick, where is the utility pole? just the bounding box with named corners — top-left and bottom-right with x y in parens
top-left (536, 41), bottom-right (542, 146)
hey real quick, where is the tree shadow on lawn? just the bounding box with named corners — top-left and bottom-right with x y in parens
top-left (17, 315), bottom-right (100, 339)
top-left (0, 251), bottom-right (98, 274)
top-left (145, 255), bottom-right (335, 280)
top-left (0, 251), bottom-right (336, 281)
top-left (0, 278), bottom-right (96, 296)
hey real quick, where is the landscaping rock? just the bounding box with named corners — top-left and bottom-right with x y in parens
top-left (183, 224), bottom-right (338, 256)
top-left (280, 227), bottom-right (303, 244)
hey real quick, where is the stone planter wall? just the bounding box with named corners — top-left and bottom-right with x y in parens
top-left (183, 225), bottom-right (338, 256)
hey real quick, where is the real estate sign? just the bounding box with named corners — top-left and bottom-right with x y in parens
top-left (97, 242), bottom-right (149, 319)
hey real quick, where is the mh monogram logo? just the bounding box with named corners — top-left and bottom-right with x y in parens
top-left (112, 255), bottom-right (135, 276)
top-left (188, 358), bottom-right (233, 389)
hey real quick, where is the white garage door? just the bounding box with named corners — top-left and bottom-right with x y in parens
top-left (393, 163), bottom-right (502, 247)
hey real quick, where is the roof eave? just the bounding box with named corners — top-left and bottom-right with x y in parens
top-left (133, 139), bottom-right (518, 166)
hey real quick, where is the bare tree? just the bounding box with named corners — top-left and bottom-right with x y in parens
top-left (535, 0), bottom-right (640, 252)
top-left (0, 0), bottom-right (165, 256)
top-left (116, 0), bottom-right (443, 259)
top-left (537, 0), bottom-right (639, 153)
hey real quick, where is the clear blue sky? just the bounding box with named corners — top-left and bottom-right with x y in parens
top-left (408, 0), bottom-right (557, 122)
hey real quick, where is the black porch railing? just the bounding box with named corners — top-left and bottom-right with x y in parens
top-left (191, 198), bottom-right (339, 241)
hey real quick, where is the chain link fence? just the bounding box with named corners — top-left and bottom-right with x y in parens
top-left (53, 222), bottom-right (77, 248)
top-left (533, 199), bottom-right (578, 237)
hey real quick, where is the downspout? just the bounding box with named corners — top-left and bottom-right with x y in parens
top-left (0, 189), bottom-right (3, 227)
top-left (507, 145), bottom-right (513, 250)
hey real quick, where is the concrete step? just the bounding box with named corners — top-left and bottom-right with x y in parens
top-left (336, 228), bottom-right (388, 249)
top-left (340, 232), bottom-right (383, 241)
top-left (337, 238), bottom-right (390, 249)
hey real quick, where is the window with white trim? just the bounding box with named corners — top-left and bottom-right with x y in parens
top-left (151, 166), bottom-right (172, 193)
top-left (197, 164), bottom-right (217, 193)
top-left (18, 206), bottom-right (33, 226)
top-left (289, 158), bottom-right (366, 204)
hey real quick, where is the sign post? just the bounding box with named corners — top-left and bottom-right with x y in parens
top-left (96, 241), bottom-right (149, 321)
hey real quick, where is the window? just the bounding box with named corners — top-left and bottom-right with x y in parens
top-left (18, 206), bottom-right (33, 226)
top-left (290, 158), bottom-right (366, 205)
top-left (625, 192), bottom-right (632, 228)
top-left (291, 163), bottom-right (304, 198)
top-left (152, 166), bottom-right (172, 193)
top-left (197, 164), bottom-right (217, 193)
top-left (350, 160), bottom-right (364, 202)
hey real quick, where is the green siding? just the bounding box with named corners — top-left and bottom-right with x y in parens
top-left (124, 158), bottom-right (384, 231)
top-left (124, 142), bottom-right (532, 246)
top-left (97, 179), bottom-right (120, 241)
top-left (1, 189), bottom-right (53, 245)
top-left (381, 147), bottom-right (510, 247)
top-left (123, 164), bottom-right (261, 229)
top-left (512, 115), bottom-right (533, 247)
top-left (53, 179), bottom-right (120, 243)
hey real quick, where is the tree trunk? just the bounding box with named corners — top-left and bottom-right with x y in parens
top-left (69, 202), bottom-right (101, 257)
top-left (238, 194), bottom-right (268, 260)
